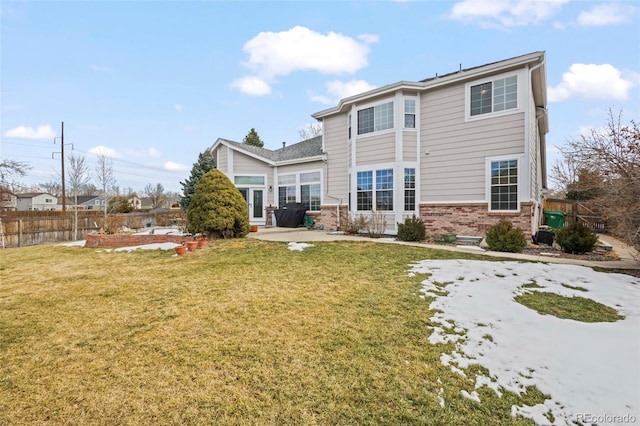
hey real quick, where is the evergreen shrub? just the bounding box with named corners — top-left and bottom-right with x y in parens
top-left (485, 219), bottom-right (527, 253)
top-left (187, 169), bottom-right (250, 238)
top-left (555, 222), bottom-right (598, 254)
top-left (397, 215), bottom-right (426, 242)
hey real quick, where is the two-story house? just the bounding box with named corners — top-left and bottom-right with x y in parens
top-left (209, 51), bottom-right (548, 238)
top-left (16, 193), bottom-right (61, 211)
top-left (65, 195), bottom-right (106, 210)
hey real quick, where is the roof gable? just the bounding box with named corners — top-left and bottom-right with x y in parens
top-left (212, 136), bottom-right (324, 165)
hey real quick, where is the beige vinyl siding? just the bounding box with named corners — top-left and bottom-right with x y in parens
top-left (323, 114), bottom-right (349, 201)
top-left (420, 84), bottom-right (525, 202)
top-left (233, 151), bottom-right (270, 175)
top-left (216, 146), bottom-right (227, 173)
top-left (403, 131), bottom-right (417, 162)
top-left (355, 132), bottom-right (395, 166)
top-left (277, 161), bottom-right (324, 175)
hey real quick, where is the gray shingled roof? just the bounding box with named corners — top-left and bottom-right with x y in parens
top-left (220, 135), bottom-right (323, 163)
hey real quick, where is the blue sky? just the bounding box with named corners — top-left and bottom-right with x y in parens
top-left (1, 0), bottom-right (639, 194)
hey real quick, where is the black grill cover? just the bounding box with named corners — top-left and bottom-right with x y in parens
top-left (274, 203), bottom-right (307, 228)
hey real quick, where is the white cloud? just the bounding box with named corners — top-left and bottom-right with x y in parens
top-left (327, 79), bottom-right (377, 99)
top-left (174, 104), bottom-right (183, 112)
top-left (577, 3), bottom-right (638, 26)
top-left (163, 161), bottom-right (188, 172)
top-left (548, 63), bottom-right (636, 102)
top-left (3, 124), bottom-right (55, 139)
top-left (447, 0), bottom-right (569, 27)
top-left (235, 26), bottom-right (377, 95)
top-left (308, 79), bottom-right (377, 105)
top-left (230, 76), bottom-right (272, 96)
top-left (88, 145), bottom-right (122, 159)
top-left (125, 147), bottom-right (162, 158)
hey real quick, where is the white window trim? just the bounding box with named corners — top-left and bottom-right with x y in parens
top-left (355, 97), bottom-right (395, 138)
top-left (465, 70), bottom-right (523, 122)
top-left (403, 96), bottom-right (418, 130)
top-left (485, 154), bottom-right (524, 212)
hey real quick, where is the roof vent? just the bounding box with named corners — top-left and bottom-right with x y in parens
top-left (282, 142), bottom-right (286, 149)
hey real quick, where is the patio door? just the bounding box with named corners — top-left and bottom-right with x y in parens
top-left (238, 188), bottom-right (265, 225)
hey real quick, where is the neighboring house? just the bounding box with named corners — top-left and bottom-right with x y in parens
top-left (210, 51), bottom-right (548, 238)
top-left (16, 192), bottom-right (61, 211)
top-left (0, 188), bottom-right (18, 211)
top-left (65, 195), bottom-right (106, 210)
top-left (129, 195), bottom-right (142, 210)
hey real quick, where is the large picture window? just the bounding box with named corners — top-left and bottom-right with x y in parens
top-left (277, 171), bottom-right (321, 211)
top-left (490, 159), bottom-right (518, 211)
top-left (470, 75), bottom-right (517, 117)
top-left (357, 101), bottom-right (394, 135)
top-left (356, 169), bottom-right (394, 211)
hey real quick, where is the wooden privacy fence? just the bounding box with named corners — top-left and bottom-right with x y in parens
top-left (0, 210), bottom-right (187, 248)
top-left (543, 198), bottom-right (606, 232)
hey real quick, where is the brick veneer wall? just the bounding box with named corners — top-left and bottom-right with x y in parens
top-left (85, 233), bottom-right (188, 248)
top-left (419, 202), bottom-right (535, 239)
top-left (319, 204), bottom-right (348, 231)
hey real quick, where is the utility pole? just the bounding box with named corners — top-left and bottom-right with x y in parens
top-left (53, 121), bottom-right (72, 212)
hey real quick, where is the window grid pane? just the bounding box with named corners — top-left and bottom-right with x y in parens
top-left (404, 168), bottom-right (416, 211)
top-left (376, 169), bottom-right (393, 211)
top-left (374, 102), bottom-right (394, 132)
top-left (357, 107), bottom-right (374, 135)
top-left (278, 185), bottom-right (296, 207)
top-left (357, 171), bottom-right (373, 211)
top-left (490, 160), bottom-right (518, 210)
top-left (471, 82), bottom-right (492, 116)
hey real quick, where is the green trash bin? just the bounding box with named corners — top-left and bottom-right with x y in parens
top-left (543, 211), bottom-right (565, 229)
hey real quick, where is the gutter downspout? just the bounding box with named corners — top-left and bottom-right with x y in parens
top-left (529, 58), bottom-right (546, 237)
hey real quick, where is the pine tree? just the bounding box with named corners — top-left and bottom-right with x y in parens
top-left (187, 169), bottom-right (250, 238)
top-left (178, 150), bottom-right (216, 210)
top-left (242, 128), bottom-right (264, 148)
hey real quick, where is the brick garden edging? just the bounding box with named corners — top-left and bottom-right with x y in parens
top-left (85, 233), bottom-right (188, 248)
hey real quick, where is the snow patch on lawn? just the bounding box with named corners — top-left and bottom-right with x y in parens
top-left (410, 259), bottom-right (640, 426)
top-left (58, 240), bottom-right (86, 247)
top-left (288, 242), bottom-right (313, 251)
top-left (114, 242), bottom-right (180, 252)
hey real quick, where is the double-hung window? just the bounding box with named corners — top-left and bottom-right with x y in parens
top-left (490, 159), bottom-right (518, 211)
top-left (278, 174), bottom-right (297, 207)
top-left (404, 99), bottom-right (416, 128)
top-left (357, 101), bottom-right (394, 135)
top-left (404, 168), bottom-right (416, 211)
top-left (300, 172), bottom-right (321, 211)
top-left (356, 169), bottom-right (394, 211)
top-left (470, 75), bottom-right (517, 117)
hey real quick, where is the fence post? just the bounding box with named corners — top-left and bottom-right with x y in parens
top-left (18, 219), bottom-right (22, 247)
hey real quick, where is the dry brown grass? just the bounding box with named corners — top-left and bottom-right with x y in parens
top-left (0, 239), bottom-right (541, 425)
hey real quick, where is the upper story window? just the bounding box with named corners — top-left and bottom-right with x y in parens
top-left (470, 75), bottom-right (517, 117)
top-left (357, 101), bottom-right (394, 135)
top-left (404, 99), bottom-right (416, 128)
top-left (45, 198), bottom-right (52, 203)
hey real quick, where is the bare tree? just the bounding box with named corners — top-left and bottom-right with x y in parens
top-left (94, 154), bottom-right (116, 229)
top-left (38, 180), bottom-right (62, 197)
top-left (0, 159), bottom-right (31, 187)
top-left (67, 153), bottom-right (90, 240)
top-left (554, 108), bottom-right (639, 255)
top-left (298, 122), bottom-right (323, 141)
top-left (144, 183), bottom-right (167, 209)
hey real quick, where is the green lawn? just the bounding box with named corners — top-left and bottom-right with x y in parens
top-left (1, 239), bottom-right (541, 425)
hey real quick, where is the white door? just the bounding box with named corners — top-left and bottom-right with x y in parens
top-left (239, 188), bottom-right (265, 225)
